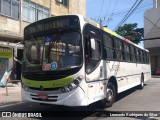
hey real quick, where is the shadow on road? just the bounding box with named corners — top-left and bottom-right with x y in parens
top-left (0, 84), bottom-right (151, 120)
top-left (115, 84), bottom-right (147, 102)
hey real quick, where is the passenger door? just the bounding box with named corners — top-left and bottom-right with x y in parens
top-left (83, 24), bottom-right (104, 104)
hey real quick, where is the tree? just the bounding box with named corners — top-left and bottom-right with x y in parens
top-left (115, 23), bottom-right (144, 44)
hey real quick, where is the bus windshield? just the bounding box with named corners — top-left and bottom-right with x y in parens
top-left (23, 31), bottom-right (82, 72)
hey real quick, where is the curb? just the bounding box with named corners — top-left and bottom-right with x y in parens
top-left (0, 101), bottom-right (22, 107)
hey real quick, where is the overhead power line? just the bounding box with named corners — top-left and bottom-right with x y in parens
top-left (106, 0), bottom-right (119, 26)
top-left (92, 1), bottom-right (152, 23)
top-left (104, 0), bottom-right (112, 18)
top-left (111, 2), bottom-right (152, 17)
top-left (91, 17), bottom-right (112, 26)
top-left (98, 0), bottom-right (105, 18)
top-left (114, 0), bottom-right (144, 31)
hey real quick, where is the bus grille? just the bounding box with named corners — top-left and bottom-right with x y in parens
top-left (30, 94), bottom-right (58, 102)
top-left (28, 87), bottom-right (60, 91)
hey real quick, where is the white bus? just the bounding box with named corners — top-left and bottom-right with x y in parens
top-left (16, 15), bottom-right (151, 107)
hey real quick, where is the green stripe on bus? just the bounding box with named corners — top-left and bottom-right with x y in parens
top-left (21, 76), bottom-right (74, 88)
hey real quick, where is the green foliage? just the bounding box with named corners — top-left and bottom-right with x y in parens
top-left (115, 23), bottom-right (144, 44)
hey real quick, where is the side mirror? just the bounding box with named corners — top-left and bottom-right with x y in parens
top-left (90, 38), bottom-right (96, 50)
top-left (14, 42), bottom-right (23, 64)
top-left (85, 36), bottom-right (92, 58)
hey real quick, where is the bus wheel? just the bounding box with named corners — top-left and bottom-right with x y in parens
top-left (139, 74), bottom-right (144, 89)
top-left (101, 82), bottom-right (116, 108)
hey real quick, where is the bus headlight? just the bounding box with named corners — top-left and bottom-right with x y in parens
top-left (61, 76), bottom-right (83, 93)
top-left (21, 83), bottom-right (28, 90)
top-left (61, 87), bottom-right (66, 93)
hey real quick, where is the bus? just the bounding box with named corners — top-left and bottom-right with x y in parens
top-left (15, 15), bottom-right (151, 107)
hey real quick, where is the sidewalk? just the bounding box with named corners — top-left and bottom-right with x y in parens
top-left (151, 75), bottom-right (160, 80)
top-left (0, 83), bottom-right (22, 106)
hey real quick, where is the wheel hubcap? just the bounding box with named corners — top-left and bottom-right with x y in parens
top-left (106, 88), bottom-right (113, 102)
top-left (141, 76), bottom-right (144, 87)
top-left (142, 80), bottom-right (144, 87)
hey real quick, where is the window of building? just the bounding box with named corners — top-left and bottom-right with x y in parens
top-left (0, 0), bottom-right (20, 19)
top-left (22, 0), bottom-right (49, 22)
top-left (2, 0), bottom-right (11, 16)
top-left (62, 0), bottom-right (68, 7)
top-left (12, 0), bottom-right (20, 19)
top-left (30, 2), bottom-right (36, 22)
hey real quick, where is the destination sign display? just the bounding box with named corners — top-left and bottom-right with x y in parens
top-left (24, 15), bottom-right (80, 37)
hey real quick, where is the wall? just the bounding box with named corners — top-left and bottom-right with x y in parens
top-left (32, 0), bottom-right (50, 8)
top-left (51, 0), bottom-right (69, 16)
top-left (51, 0), bottom-right (86, 16)
top-left (0, 0), bottom-right (86, 40)
top-left (69, 0), bottom-right (86, 16)
top-left (0, 16), bottom-right (20, 34)
top-left (153, 0), bottom-right (160, 8)
top-left (144, 0), bottom-right (160, 73)
top-left (144, 8), bottom-right (160, 48)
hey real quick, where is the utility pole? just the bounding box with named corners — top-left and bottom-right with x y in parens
top-left (155, 0), bottom-right (158, 8)
top-left (91, 17), bottom-right (112, 27)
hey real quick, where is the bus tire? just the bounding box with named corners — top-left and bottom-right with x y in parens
top-left (101, 82), bottom-right (116, 108)
top-left (139, 74), bottom-right (144, 89)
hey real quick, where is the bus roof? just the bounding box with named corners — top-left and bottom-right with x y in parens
top-left (80, 15), bottom-right (149, 52)
top-left (24, 14), bottom-right (148, 52)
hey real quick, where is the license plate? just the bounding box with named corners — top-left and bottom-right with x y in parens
top-left (37, 94), bottom-right (48, 100)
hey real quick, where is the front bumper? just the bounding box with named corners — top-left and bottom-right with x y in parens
top-left (21, 86), bottom-right (87, 106)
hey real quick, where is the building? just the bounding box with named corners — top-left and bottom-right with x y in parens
top-left (144, 0), bottom-right (160, 75)
top-left (0, 0), bottom-right (86, 79)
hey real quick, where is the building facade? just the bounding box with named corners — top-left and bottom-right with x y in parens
top-left (144, 0), bottom-right (160, 75)
top-left (0, 0), bottom-right (86, 79)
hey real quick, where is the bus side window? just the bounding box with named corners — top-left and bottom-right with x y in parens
top-left (144, 52), bottom-right (148, 64)
top-left (103, 34), bottom-right (114, 60)
top-left (129, 45), bottom-right (132, 62)
top-left (147, 53), bottom-right (149, 64)
top-left (125, 44), bottom-right (130, 62)
top-left (115, 39), bottom-right (121, 61)
top-left (85, 36), bottom-right (101, 74)
top-left (142, 51), bottom-right (145, 64)
top-left (138, 49), bottom-right (142, 63)
top-left (90, 38), bottom-right (101, 60)
top-left (136, 48), bottom-right (139, 63)
top-left (119, 41), bottom-right (125, 61)
top-left (130, 45), bottom-right (135, 62)
top-left (134, 47), bottom-right (137, 62)
top-left (140, 49), bottom-right (143, 63)
top-left (121, 42), bottom-right (125, 61)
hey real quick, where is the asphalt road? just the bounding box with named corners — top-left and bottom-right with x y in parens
top-left (0, 77), bottom-right (160, 120)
